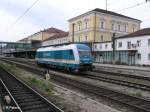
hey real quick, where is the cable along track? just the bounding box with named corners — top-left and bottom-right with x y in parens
top-left (0, 67), bottom-right (63, 112)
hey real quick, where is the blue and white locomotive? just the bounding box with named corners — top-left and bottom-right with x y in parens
top-left (35, 44), bottom-right (93, 71)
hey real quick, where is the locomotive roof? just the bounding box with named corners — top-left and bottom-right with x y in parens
top-left (37, 44), bottom-right (88, 52)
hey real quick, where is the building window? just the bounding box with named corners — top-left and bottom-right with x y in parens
top-left (132, 27), bottom-right (135, 32)
top-left (105, 44), bottom-right (108, 49)
top-left (127, 41), bottom-right (131, 49)
top-left (100, 21), bottom-right (104, 29)
top-left (118, 25), bottom-right (121, 31)
top-left (148, 39), bottom-right (150, 46)
top-left (111, 24), bottom-right (114, 30)
top-left (133, 27), bottom-right (135, 32)
top-left (85, 35), bottom-right (88, 41)
top-left (78, 36), bottom-right (80, 42)
top-left (118, 42), bottom-right (122, 48)
top-left (78, 23), bottom-right (81, 31)
top-left (95, 45), bottom-right (97, 49)
top-left (137, 40), bottom-right (141, 47)
top-left (100, 44), bottom-right (102, 49)
top-left (111, 43), bottom-right (113, 48)
top-left (100, 35), bottom-right (103, 42)
top-left (125, 25), bottom-right (127, 32)
top-left (84, 21), bottom-right (88, 29)
top-left (137, 53), bottom-right (141, 60)
top-left (148, 54), bottom-right (150, 60)
top-left (73, 24), bottom-right (76, 31)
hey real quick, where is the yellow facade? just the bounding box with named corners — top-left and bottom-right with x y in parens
top-left (68, 9), bottom-right (141, 43)
top-left (28, 32), bottom-right (54, 41)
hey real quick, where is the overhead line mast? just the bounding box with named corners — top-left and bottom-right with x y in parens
top-left (106, 0), bottom-right (108, 11)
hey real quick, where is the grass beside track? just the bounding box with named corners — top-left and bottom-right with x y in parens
top-left (0, 61), bottom-right (53, 96)
top-left (25, 76), bottom-right (53, 95)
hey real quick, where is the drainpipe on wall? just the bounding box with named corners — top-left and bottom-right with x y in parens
top-left (72, 23), bottom-right (75, 43)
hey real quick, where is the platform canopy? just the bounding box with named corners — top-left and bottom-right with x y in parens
top-left (0, 41), bottom-right (31, 54)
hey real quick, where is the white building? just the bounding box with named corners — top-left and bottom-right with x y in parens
top-left (42, 32), bottom-right (69, 46)
top-left (93, 28), bottom-right (150, 65)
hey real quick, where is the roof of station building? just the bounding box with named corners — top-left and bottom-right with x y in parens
top-left (118, 28), bottom-right (150, 39)
top-left (68, 8), bottom-right (141, 22)
top-left (43, 32), bottom-right (69, 41)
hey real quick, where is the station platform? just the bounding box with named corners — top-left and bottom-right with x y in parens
top-left (94, 63), bottom-right (150, 72)
top-left (94, 63), bottom-right (150, 78)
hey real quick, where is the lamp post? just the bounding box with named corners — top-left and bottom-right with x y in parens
top-left (72, 23), bottom-right (75, 43)
top-left (112, 33), bottom-right (116, 64)
top-left (106, 0), bottom-right (108, 11)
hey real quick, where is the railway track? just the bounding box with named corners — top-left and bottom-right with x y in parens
top-left (1, 57), bottom-right (150, 92)
top-left (52, 74), bottom-right (150, 112)
top-left (0, 66), bottom-right (63, 112)
top-left (83, 71), bottom-right (150, 91)
top-left (1, 58), bottom-right (150, 111)
top-left (1, 57), bottom-right (36, 66)
top-left (0, 78), bottom-right (21, 112)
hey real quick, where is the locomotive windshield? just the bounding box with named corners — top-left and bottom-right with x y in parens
top-left (78, 50), bottom-right (91, 57)
top-left (76, 44), bottom-right (92, 58)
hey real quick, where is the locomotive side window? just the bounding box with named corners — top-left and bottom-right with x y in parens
top-left (54, 50), bottom-right (62, 59)
top-left (69, 50), bottom-right (73, 54)
top-left (68, 49), bottom-right (74, 60)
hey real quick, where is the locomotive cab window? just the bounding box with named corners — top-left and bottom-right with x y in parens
top-left (78, 50), bottom-right (91, 57)
top-left (77, 44), bottom-right (92, 58)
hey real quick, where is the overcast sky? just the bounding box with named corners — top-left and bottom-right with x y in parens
top-left (0, 0), bottom-right (150, 42)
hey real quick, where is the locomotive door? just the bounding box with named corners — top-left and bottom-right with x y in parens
top-left (68, 50), bottom-right (74, 65)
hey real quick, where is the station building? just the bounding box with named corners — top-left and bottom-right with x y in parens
top-left (4, 8), bottom-right (149, 66)
top-left (18, 27), bottom-right (66, 48)
top-left (67, 8), bottom-right (142, 65)
top-left (7, 27), bottom-right (68, 58)
top-left (42, 32), bottom-right (69, 46)
top-left (68, 8), bottom-right (141, 43)
top-left (93, 28), bottom-right (150, 65)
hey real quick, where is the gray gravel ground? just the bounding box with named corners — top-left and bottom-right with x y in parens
top-left (2, 61), bottom-right (150, 112)
top-left (52, 82), bottom-right (121, 112)
top-left (0, 62), bottom-right (122, 112)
